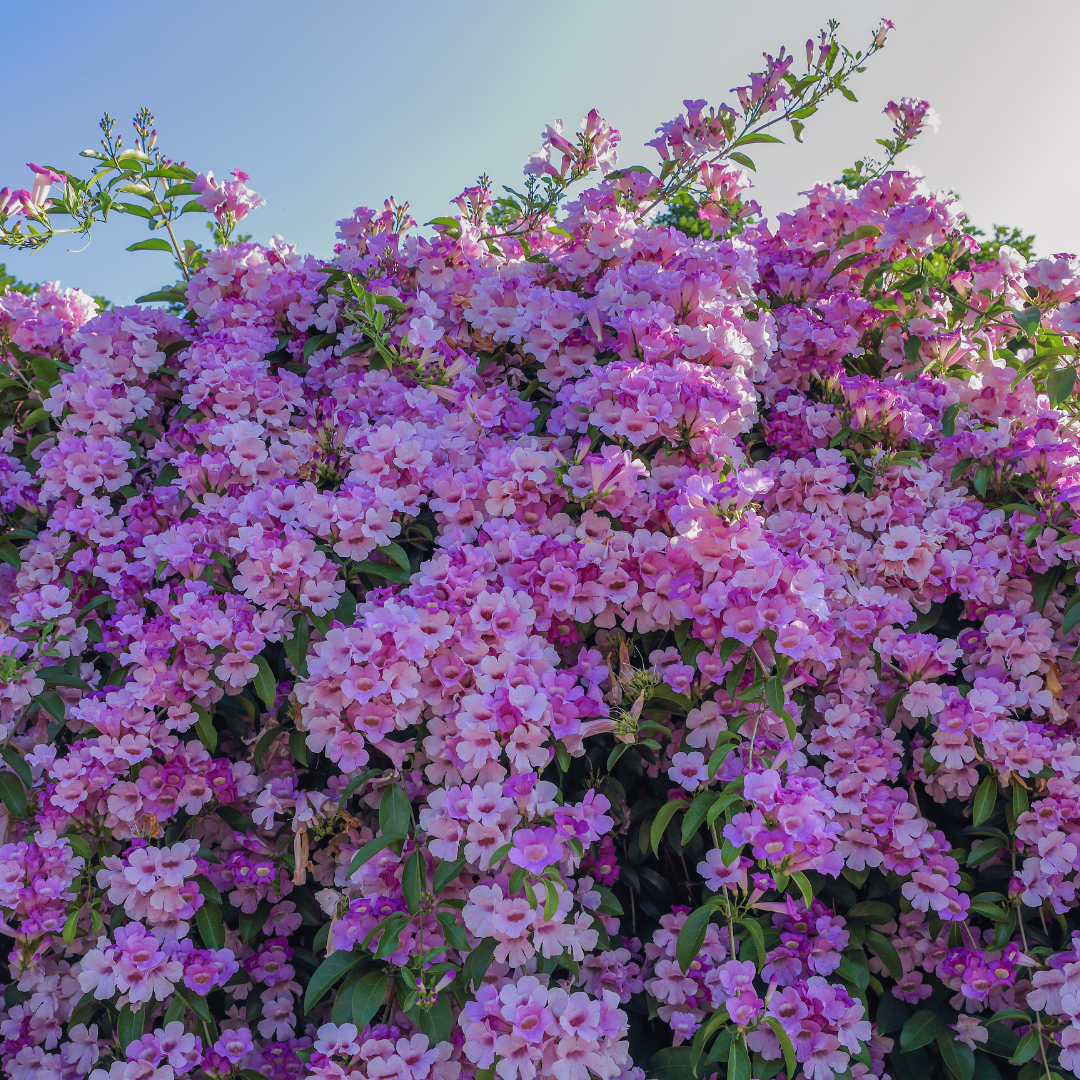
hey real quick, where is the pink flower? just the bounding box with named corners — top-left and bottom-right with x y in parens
top-left (668, 752), bottom-right (708, 792)
top-left (508, 827), bottom-right (563, 874)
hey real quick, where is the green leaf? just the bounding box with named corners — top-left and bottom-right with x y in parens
top-left (253, 656), bottom-right (277, 709)
top-left (543, 877), bottom-right (560, 920)
top-left (380, 784), bottom-right (412, 838)
top-left (352, 969), bottom-right (388, 1029)
top-left (284, 614), bottom-right (310, 674)
top-left (355, 559), bottom-right (411, 584)
top-left (432, 854), bottom-right (465, 894)
top-left (195, 903), bottom-right (226, 950)
top-left (65, 834), bottom-right (92, 861)
top-left (252, 726), bottom-right (283, 768)
top-left (136, 288), bottom-right (188, 304)
top-left (336, 769), bottom-right (376, 806)
top-left (876, 990), bottom-right (909, 1034)
top-left (173, 984), bottom-right (212, 1024)
top-left (734, 132), bottom-right (784, 146)
top-left (116, 1005), bottom-right (145, 1051)
top-left (982, 1022), bottom-right (1020, 1059)
top-left (847, 901), bottom-right (896, 922)
top-left (789, 870), bottom-right (813, 910)
top-left (707, 741), bottom-right (737, 780)
top-left (650, 686), bottom-right (693, 712)
top-left (332, 968), bottom-right (362, 1023)
top-left (126, 238), bottom-right (174, 253)
top-left (650, 1047), bottom-right (699, 1080)
top-left (739, 917), bottom-right (767, 967)
top-left (379, 542), bottom-right (412, 573)
top-left (117, 148), bottom-right (153, 165)
top-left (942, 403), bottom-right (960, 437)
top-left (28, 355), bottom-right (59, 387)
top-left (835, 224), bottom-right (882, 248)
top-left (333, 587), bottom-right (357, 626)
top-left (194, 707), bottom-right (217, 753)
top-left (435, 909), bottom-right (470, 951)
top-left (972, 1053), bottom-right (1001, 1080)
top-left (595, 884), bottom-right (623, 916)
top-left (762, 1017), bottom-right (797, 1079)
top-left (900, 1009), bottom-right (945, 1051)
top-left (38, 666), bottom-right (90, 689)
top-left (554, 740), bottom-right (571, 773)
top-left (0, 746), bottom-right (31, 788)
top-left (289, 728), bottom-right (309, 767)
top-left (828, 251), bottom-right (869, 280)
top-left (865, 929), bottom-right (904, 980)
top-left (76, 593), bottom-right (112, 620)
top-left (425, 217), bottom-right (462, 239)
top-left (1008, 1030), bottom-right (1042, 1066)
top-left (68, 990), bottom-right (98, 1029)
top-left (0, 542), bottom-right (20, 571)
top-left (33, 691), bottom-right (66, 725)
top-left (680, 791), bottom-right (718, 844)
top-left (0, 772), bottom-right (27, 818)
top-left (973, 775), bottom-right (998, 826)
top-left (974, 455), bottom-right (995, 498)
top-left (951, 457), bottom-right (975, 483)
top-left (462, 937), bottom-right (497, 989)
top-left (1031, 567), bottom-right (1060, 613)
top-left (891, 1049), bottom-right (930, 1080)
top-left (401, 851), bottom-right (425, 916)
top-left (969, 901), bottom-right (1007, 921)
top-left (675, 905), bottom-right (713, 973)
top-left (304, 950), bottom-right (363, 1012)
top-left (1014, 306), bottom-right (1041, 338)
top-left (764, 675), bottom-right (785, 715)
top-left (728, 1037), bottom-right (751, 1080)
top-left (884, 688), bottom-right (906, 723)
top-left (988, 1009), bottom-right (1031, 1024)
top-left (650, 799), bottom-right (688, 856)
top-left (1012, 779), bottom-right (1030, 820)
top-left (192, 874), bottom-right (221, 904)
top-left (721, 836), bottom-right (743, 867)
top-left (1047, 365), bottom-right (1077, 406)
top-left (967, 837), bottom-right (1005, 867)
top-left (728, 152), bottom-right (756, 171)
top-left (347, 834), bottom-right (404, 878)
top-left (239, 904), bottom-right (271, 942)
top-left (990, 908), bottom-right (1017, 951)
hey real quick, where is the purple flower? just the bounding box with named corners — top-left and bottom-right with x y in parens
top-left (213, 1027), bottom-right (253, 1064)
top-left (668, 751), bottom-right (708, 792)
top-left (508, 827), bottom-right (563, 874)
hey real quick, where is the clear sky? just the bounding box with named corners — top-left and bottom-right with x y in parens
top-left (1, 0), bottom-right (1077, 304)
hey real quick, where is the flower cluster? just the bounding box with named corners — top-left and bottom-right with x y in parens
top-left (3, 19), bottom-right (1080, 1080)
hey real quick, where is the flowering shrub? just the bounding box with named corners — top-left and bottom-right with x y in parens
top-left (1, 17), bottom-right (1080, 1080)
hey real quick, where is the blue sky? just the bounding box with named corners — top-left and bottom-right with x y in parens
top-left (2, 0), bottom-right (1077, 303)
